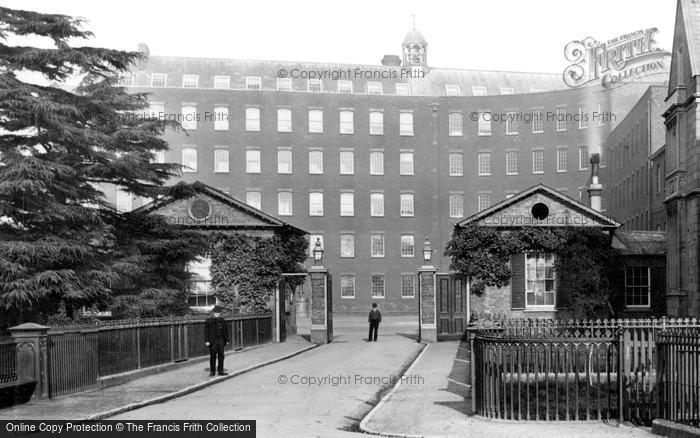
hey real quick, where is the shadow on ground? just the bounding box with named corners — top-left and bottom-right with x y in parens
top-left (436, 340), bottom-right (472, 415)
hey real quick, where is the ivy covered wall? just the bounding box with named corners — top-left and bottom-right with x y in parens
top-left (445, 224), bottom-right (624, 320)
top-left (209, 227), bottom-right (307, 314)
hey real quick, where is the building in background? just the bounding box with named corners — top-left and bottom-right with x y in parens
top-left (662, 0), bottom-right (700, 317)
top-left (110, 28), bottom-right (670, 314)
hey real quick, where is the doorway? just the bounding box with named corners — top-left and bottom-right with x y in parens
top-left (436, 274), bottom-right (468, 340)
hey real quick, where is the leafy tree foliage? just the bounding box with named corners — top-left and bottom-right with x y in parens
top-left (209, 230), bottom-right (308, 314)
top-left (0, 7), bottom-right (205, 326)
top-left (445, 225), bottom-right (623, 319)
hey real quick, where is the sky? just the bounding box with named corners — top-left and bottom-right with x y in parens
top-left (3, 0), bottom-right (678, 74)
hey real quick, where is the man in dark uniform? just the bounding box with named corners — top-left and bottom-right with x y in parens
top-left (205, 305), bottom-right (229, 376)
top-left (368, 303), bottom-right (381, 342)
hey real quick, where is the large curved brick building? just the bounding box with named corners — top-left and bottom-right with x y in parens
top-left (115, 28), bottom-right (669, 314)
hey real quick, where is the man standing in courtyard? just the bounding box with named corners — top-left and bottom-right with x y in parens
top-left (205, 305), bottom-right (229, 376)
top-left (368, 303), bottom-right (381, 342)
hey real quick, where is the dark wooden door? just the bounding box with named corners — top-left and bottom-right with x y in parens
top-left (437, 275), bottom-right (468, 340)
top-left (278, 280), bottom-right (287, 342)
top-left (326, 274), bottom-right (333, 342)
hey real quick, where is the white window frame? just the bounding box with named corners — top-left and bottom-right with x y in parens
top-left (370, 234), bottom-right (385, 258)
top-left (341, 275), bottom-right (355, 298)
top-left (506, 151), bottom-right (518, 175)
top-left (340, 234), bottom-right (355, 257)
top-left (395, 83), bottom-right (411, 95)
top-left (400, 235), bottom-right (415, 258)
top-left (213, 75), bottom-right (230, 89)
top-left (478, 152), bottom-right (491, 176)
top-left (624, 266), bottom-right (651, 308)
top-left (277, 191), bottom-right (293, 216)
top-left (371, 275), bottom-right (385, 298)
top-left (525, 252), bottom-right (556, 310)
top-left (277, 108), bottom-right (292, 132)
top-left (401, 274), bottom-right (415, 298)
top-left (339, 110), bottom-right (354, 134)
top-left (579, 146), bottom-right (589, 170)
top-left (337, 80), bottom-right (353, 94)
top-left (448, 113), bottom-right (463, 136)
top-left (308, 109), bottom-right (323, 133)
top-left (478, 112), bottom-right (491, 136)
top-left (309, 150), bottom-right (323, 175)
top-left (399, 112), bottom-right (414, 136)
top-left (449, 193), bottom-right (464, 218)
top-left (151, 73), bottom-right (167, 87)
top-left (445, 85), bottom-right (461, 96)
top-left (181, 105), bottom-right (197, 130)
top-left (472, 85), bottom-right (487, 96)
top-left (339, 150), bottom-right (354, 175)
top-left (246, 191), bottom-right (261, 210)
top-left (182, 147), bottom-right (197, 173)
top-left (532, 150), bottom-right (544, 174)
top-left (578, 105), bottom-right (587, 129)
top-left (213, 106), bottom-right (229, 131)
top-left (214, 148), bottom-right (229, 173)
top-left (399, 151), bottom-right (414, 175)
top-left (246, 76), bottom-right (261, 90)
top-left (499, 87), bottom-right (515, 95)
top-left (340, 192), bottom-right (354, 216)
top-left (370, 192), bottom-right (384, 217)
top-left (556, 148), bottom-right (567, 173)
top-left (556, 107), bottom-right (567, 132)
top-left (182, 74), bottom-right (199, 88)
top-left (308, 79), bottom-right (322, 92)
top-left (370, 151), bottom-right (384, 175)
top-left (277, 149), bottom-right (293, 174)
top-left (276, 77), bottom-right (292, 91)
top-left (367, 82), bottom-right (382, 95)
top-left (369, 111), bottom-right (384, 135)
top-left (245, 107), bottom-right (261, 132)
top-left (400, 193), bottom-right (414, 217)
top-left (309, 192), bottom-right (324, 216)
top-left (246, 149), bottom-right (261, 174)
top-left (506, 112), bottom-right (518, 135)
top-left (478, 193), bottom-right (490, 212)
top-left (449, 153), bottom-right (463, 176)
top-left (532, 110), bottom-right (544, 133)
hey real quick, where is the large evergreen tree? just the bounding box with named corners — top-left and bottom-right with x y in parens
top-left (0, 7), bottom-right (206, 326)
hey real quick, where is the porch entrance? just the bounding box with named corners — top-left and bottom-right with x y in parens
top-left (436, 275), bottom-right (469, 340)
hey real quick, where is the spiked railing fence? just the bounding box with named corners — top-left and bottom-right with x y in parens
top-left (45, 314), bottom-right (272, 398)
top-left (656, 328), bottom-right (700, 426)
top-left (471, 318), bottom-right (700, 425)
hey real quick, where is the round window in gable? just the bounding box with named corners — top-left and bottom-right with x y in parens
top-left (531, 203), bottom-right (549, 220)
top-left (189, 198), bottom-right (212, 221)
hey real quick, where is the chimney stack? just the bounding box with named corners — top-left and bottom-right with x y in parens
top-left (588, 153), bottom-right (603, 211)
top-left (381, 55), bottom-right (402, 67)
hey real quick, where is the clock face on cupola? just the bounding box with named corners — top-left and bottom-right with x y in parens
top-left (402, 17), bottom-right (428, 70)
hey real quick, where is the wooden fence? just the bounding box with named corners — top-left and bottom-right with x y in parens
top-left (656, 328), bottom-right (700, 426)
top-left (471, 317), bottom-right (700, 425)
top-left (46, 314), bottom-right (273, 398)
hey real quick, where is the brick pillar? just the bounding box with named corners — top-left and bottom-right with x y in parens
top-left (8, 323), bottom-right (49, 399)
top-left (419, 266), bottom-right (437, 342)
top-left (310, 267), bottom-right (331, 344)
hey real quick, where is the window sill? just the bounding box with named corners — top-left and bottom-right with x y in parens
top-left (625, 305), bottom-right (651, 310)
top-left (401, 295), bottom-right (416, 299)
top-left (523, 307), bottom-right (556, 312)
top-left (341, 296), bottom-right (355, 299)
top-left (371, 296), bottom-right (386, 299)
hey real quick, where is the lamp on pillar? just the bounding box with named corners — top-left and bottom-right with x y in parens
top-left (309, 238), bottom-right (331, 344)
top-left (418, 238), bottom-right (437, 343)
top-left (312, 238), bottom-right (324, 266)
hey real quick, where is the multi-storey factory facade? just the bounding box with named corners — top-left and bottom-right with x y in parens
top-left (115, 29), bottom-right (668, 314)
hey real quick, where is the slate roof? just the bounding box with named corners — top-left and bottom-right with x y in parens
top-left (611, 231), bottom-right (667, 255)
top-left (680, 0), bottom-right (700, 76)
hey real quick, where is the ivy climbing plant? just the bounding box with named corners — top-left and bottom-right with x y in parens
top-left (445, 224), bottom-right (624, 319)
top-left (208, 229), bottom-right (307, 314)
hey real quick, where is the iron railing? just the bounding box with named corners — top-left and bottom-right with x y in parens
top-left (473, 332), bottom-right (620, 421)
top-left (0, 336), bottom-right (17, 385)
top-left (46, 314), bottom-right (273, 398)
top-left (471, 317), bottom-right (700, 425)
top-left (656, 328), bottom-right (700, 426)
